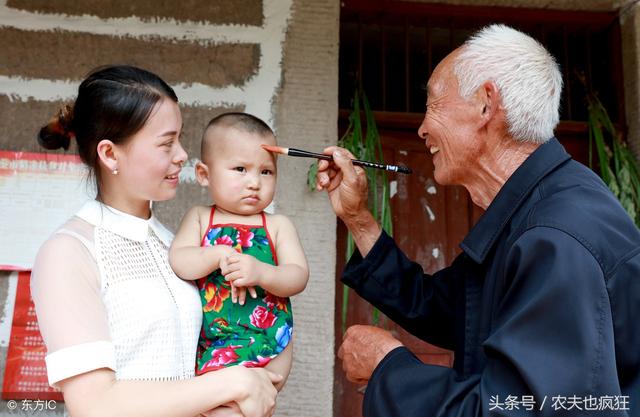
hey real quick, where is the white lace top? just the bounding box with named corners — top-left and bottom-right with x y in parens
top-left (31, 200), bottom-right (202, 387)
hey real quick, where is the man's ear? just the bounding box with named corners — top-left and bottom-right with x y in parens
top-left (195, 161), bottom-right (210, 187)
top-left (478, 80), bottom-right (500, 125)
top-left (96, 139), bottom-right (118, 173)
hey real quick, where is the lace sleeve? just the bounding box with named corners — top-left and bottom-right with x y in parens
top-left (31, 218), bottom-right (115, 387)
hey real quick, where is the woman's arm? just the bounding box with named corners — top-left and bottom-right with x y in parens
top-left (60, 365), bottom-right (281, 417)
top-left (169, 206), bottom-right (236, 280)
top-left (221, 214), bottom-right (309, 298)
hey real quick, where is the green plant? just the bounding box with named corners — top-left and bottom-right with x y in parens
top-left (585, 91), bottom-right (640, 226)
top-left (307, 89), bottom-right (393, 332)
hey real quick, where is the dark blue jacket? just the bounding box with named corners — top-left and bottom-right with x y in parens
top-left (343, 138), bottom-right (640, 416)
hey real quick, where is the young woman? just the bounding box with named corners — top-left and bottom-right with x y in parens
top-left (31, 65), bottom-right (281, 417)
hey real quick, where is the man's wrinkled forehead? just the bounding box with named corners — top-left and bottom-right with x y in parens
top-left (427, 49), bottom-right (463, 96)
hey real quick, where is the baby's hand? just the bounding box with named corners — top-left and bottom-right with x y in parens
top-left (220, 254), bottom-right (258, 305)
top-left (221, 253), bottom-right (267, 290)
top-left (230, 284), bottom-right (258, 305)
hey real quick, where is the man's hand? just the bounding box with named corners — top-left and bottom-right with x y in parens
top-left (315, 146), bottom-right (370, 222)
top-left (337, 325), bottom-right (404, 384)
top-left (315, 147), bottom-right (381, 256)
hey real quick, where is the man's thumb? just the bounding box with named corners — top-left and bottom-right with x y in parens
top-left (332, 149), bottom-right (357, 180)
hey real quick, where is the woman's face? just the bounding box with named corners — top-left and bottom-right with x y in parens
top-left (114, 98), bottom-right (187, 206)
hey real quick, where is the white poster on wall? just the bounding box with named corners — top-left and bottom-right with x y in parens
top-left (0, 151), bottom-right (93, 270)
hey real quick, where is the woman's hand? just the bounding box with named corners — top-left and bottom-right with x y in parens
top-left (226, 367), bottom-right (282, 417)
top-left (200, 403), bottom-right (243, 417)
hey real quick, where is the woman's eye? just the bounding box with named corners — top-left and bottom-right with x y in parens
top-left (262, 169), bottom-right (273, 175)
top-left (234, 167), bottom-right (246, 173)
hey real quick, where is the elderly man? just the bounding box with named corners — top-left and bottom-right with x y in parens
top-left (317, 24), bottom-right (639, 416)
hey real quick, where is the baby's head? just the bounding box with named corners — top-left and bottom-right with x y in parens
top-left (196, 112), bottom-right (277, 215)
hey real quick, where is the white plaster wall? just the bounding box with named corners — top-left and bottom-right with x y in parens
top-left (0, 0), bottom-right (294, 175)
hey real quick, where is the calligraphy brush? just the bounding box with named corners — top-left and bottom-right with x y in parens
top-left (261, 144), bottom-right (412, 174)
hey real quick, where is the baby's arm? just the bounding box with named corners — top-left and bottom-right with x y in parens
top-left (222, 214), bottom-right (309, 297)
top-left (169, 206), bottom-right (236, 280)
top-left (264, 341), bottom-right (293, 391)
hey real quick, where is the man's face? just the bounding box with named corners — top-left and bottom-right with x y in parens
top-left (417, 50), bottom-right (485, 186)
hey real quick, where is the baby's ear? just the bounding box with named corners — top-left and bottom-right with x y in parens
top-left (195, 161), bottom-right (209, 187)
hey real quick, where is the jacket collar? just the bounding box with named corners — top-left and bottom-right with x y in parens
top-left (460, 138), bottom-right (571, 264)
top-left (76, 199), bottom-right (173, 246)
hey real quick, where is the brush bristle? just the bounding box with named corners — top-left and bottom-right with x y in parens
top-left (261, 144), bottom-right (287, 154)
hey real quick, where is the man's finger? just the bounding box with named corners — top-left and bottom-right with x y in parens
top-left (331, 149), bottom-right (360, 184)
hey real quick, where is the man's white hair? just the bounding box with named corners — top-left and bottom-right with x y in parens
top-left (454, 24), bottom-right (563, 144)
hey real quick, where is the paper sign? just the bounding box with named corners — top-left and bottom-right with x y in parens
top-left (0, 151), bottom-right (92, 270)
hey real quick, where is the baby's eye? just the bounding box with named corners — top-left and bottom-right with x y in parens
top-left (234, 167), bottom-right (246, 173)
top-left (261, 169), bottom-right (274, 176)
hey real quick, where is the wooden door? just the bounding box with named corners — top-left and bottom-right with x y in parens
top-left (333, 124), bottom-right (483, 417)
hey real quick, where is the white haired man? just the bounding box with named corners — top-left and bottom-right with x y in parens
top-left (317, 24), bottom-right (639, 416)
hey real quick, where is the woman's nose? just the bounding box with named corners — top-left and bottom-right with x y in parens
top-left (174, 142), bottom-right (188, 165)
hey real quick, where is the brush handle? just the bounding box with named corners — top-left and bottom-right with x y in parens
top-left (288, 148), bottom-right (412, 174)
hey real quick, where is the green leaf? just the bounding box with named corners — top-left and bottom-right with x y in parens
top-left (585, 90), bottom-right (640, 227)
top-left (340, 87), bottom-right (395, 329)
top-left (306, 161), bottom-right (319, 192)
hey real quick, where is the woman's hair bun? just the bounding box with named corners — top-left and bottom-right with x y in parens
top-left (37, 105), bottom-right (75, 150)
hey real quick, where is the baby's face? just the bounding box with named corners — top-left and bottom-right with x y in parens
top-left (204, 128), bottom-right (277, 216)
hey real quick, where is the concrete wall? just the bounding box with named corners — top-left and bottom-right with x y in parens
top-left (273, 2), bottom-right (338, 415)
top-left (0, 0), bottom-right (338, 416)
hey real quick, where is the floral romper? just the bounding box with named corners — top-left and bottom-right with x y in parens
top-left (195, 206), bottom-right (293, 374)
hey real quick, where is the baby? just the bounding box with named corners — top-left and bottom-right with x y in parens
top-left (169, 112), bottom-right (309, 392)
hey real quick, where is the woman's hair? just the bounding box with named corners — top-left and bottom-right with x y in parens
top-left (454, 24), bottom-right (563, 144)
top-left (38, 65), bottom-right (178, 194)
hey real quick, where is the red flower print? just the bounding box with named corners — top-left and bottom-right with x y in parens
top-left (203, 281), bottom-right (230, 313)
top-left (240, 355), bottom-right (272, 368)
top-left (200, 345), bottom-right (241, 371)
top-left (263, 293), bottom-right (289, 313)
top-left (215, 235), bottom-right (234, 246)
top-left (236, 227), bottom-right (254, 248)
top-left (250, 305), bottom-right (277, 329)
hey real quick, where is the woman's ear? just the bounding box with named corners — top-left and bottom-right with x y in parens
top-left (195, 161), bottom-right (210, 187)
top-left (96, 139), bottom-right (118, 173)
